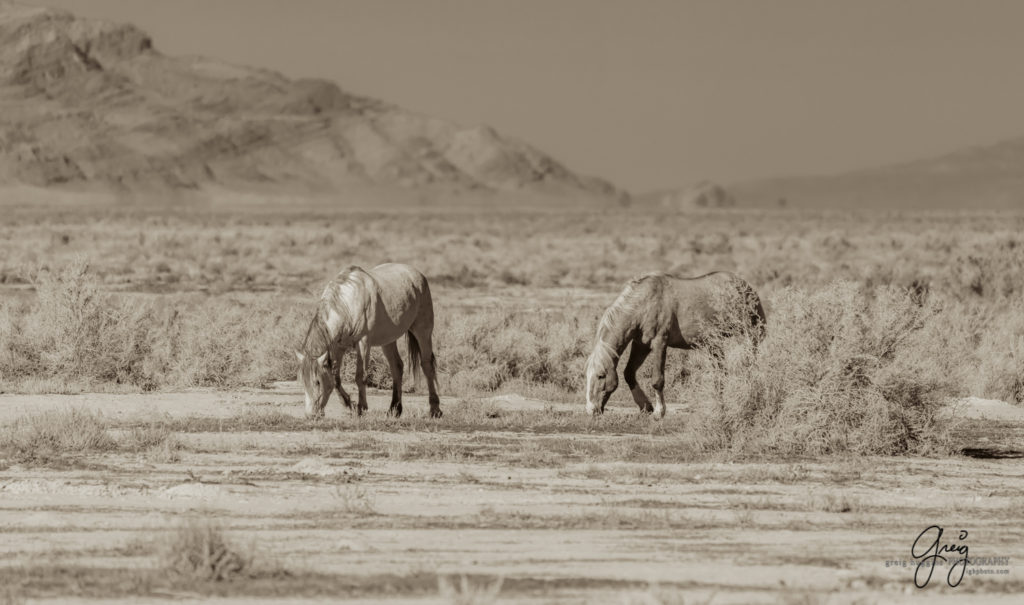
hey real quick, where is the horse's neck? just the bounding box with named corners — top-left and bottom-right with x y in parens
top-left (321, 280), bottom-right (370, 344)
top-left (596, 321), bottom-right (633, 361)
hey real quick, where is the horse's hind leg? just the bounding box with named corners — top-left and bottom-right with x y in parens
top-left (381, 341), bottom-right (403, 418)
top-left (411, 326), bottom-right (442, 418)
top-left (623, 341), bottom-right (654, 413)
top-left (649, 338), bottom-right (668, 419)
top-left (354, 338), bottom-right (370, 415)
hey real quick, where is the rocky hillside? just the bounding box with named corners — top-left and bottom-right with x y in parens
top-left (0, 2), bottom-right (624, 200)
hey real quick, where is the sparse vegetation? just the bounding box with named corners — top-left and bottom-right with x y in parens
top-left (0, 408), bottom-right (179, 465)
top-left (437, 574), bottom-right (504, 605)
top-left (621, 584), bottom-right (697, 605)
top-left (158, 518), bottom-right (252, 582)
top-left (334, 484), bottom-right (376, 514)
top-left (2, 208), bottom-right (1022, 423)
top-left (811, 491), bottom-right (860, 513)
top-left (681, 282), bottom-right (964, 454)
top-left (0, 585), bottom-right (24, 605)
top-left (0, 407), bottom-right (114, 464)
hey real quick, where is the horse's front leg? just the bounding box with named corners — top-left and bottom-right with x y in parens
top-left (331, 350), bottom-right (353, 410)
top-left (650, 337), bottom-right (668, 419)
top-left (354, 338), bottom-right (370, 415)
top-left (623, 340), bottom-right (653, 413)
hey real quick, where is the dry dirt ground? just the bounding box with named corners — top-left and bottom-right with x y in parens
top-left (1, 387), bottom-right (1023, 604)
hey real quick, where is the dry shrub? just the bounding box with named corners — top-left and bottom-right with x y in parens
top-left (967, 301), bottom-right (1024, 403)
top-left (440, 308), bottom-right (592, 394)
top-left (148, 302), bottom-right (234, 386)
top-left (683, 282), bottom-right (963, 455)
top-left (949, 245), bottom-right (1024, 300)
top-left (2, 261), bottom-right (155, 387)
top-left (159, 518), bottom-right (252, 582)
top-left (0, 260), bottom-right (306, 390)
top-left (0, 407), bottom-right (114, 463)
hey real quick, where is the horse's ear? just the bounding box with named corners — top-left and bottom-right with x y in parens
top-left (295, 350), bottom-right (305, 362)
top-left (317, 352), bottom-right (329, 368)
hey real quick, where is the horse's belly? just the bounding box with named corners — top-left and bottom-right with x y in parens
top-left (367, 324), bottom-right (411, 347)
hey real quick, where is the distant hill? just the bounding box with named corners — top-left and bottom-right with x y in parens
top-left (635, 180), bottom-right (737, 210)
top-left (0, 2), bottom-right (625, 201)
top-left (731, 138), bottom-right (1024, 209)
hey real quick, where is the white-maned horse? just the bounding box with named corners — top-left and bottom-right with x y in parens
top-left (296, 263), bottom-right (441, 419)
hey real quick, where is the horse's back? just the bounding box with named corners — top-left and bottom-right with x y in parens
top-left (334, 263), bottom-right (429, 295)
top-left (368, 263), bottom-right (431, 301)
top-left (658, 271), bottom-right (764, 345)
top-left (366, 263), bottom-right (433, 340)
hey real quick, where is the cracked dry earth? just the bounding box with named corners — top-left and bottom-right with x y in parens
top-left (1, 388), bottom-right (1023, 604)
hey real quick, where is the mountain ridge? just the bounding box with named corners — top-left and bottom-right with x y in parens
top-left (0, 2), bottom-right (625, 202)
top-left (729, 136), bottom-right (1024, 209)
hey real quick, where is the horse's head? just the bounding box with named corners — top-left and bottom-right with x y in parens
top-left (296, 350), bottom-right (334, 419)
top-left (585, 345), bottom-right (618, 415)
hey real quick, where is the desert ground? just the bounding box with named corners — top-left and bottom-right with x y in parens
top-left (2, 205), bottom-right (1024, 604)
top-left (1, 387), bottom-right (1023, 604)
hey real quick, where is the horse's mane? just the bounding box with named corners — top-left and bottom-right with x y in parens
top-left (590, 276), bottom-right (652, 366)
top-left (301, 312), bottom-right (332, 357)
top-left (301, 269), bottom-right (366, 358)
top-left (596, 278), bottom-right (646, 341)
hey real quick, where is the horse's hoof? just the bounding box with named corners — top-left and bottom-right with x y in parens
top-left (429, 408), bottom-right (443, 419)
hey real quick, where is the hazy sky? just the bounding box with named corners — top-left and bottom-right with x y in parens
top-left (27, 0), bottom-right (1024, 191)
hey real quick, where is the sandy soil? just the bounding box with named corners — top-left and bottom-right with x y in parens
top-left (1, 387), bottom-right (1022, 604)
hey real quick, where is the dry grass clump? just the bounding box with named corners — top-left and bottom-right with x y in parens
top-left (811, 491), bottom-right (860, 513)
top-left (159, 518), bottom-right (252, 582)
top-left (437, 574), bottom-right (503, 605)
top-left (0, 409), bottom-right (179, 465)
top-left (334, 484), bottom-right (376, 514)
top-left (683, 282), bottom-right (964, 455)
top-left (0, 586), bottom-right (25, 605)
top-left (0, 407), bottom-right (115, 463)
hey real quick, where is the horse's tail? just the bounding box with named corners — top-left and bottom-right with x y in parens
top-left (406, 330), bottom-right (422, 390)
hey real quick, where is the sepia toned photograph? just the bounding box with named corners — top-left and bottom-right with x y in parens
top-left (0, 0), bottom-right (1021, 603)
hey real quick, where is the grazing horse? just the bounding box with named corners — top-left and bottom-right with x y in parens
top-left (295, 263), bottom-right (441, 419)
top-left (585, 271), bottom-right (766, 418)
